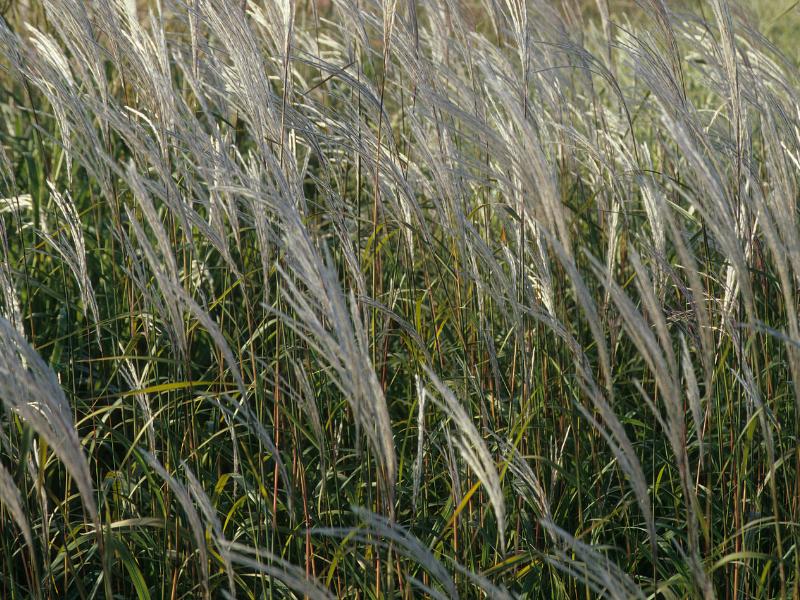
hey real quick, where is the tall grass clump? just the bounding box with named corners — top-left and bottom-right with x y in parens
top-left (1, 0), bottom-right (800, 597)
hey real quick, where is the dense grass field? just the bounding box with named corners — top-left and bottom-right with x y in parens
top-left (1, 0), bottom-right (800, 597)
